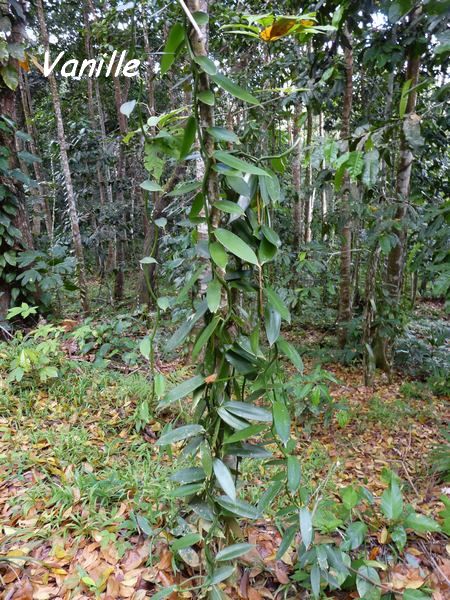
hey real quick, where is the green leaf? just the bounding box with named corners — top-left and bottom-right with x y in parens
top-left (192, 316), bottom-right (220, 359)
top-left (140, 256), bottom-right (158, 264)
top-left (214, 228), bottom-right (258, 265)
top-left (299, 507), bottom-right (313, 549)
top-left (168, 180), bottom-right (201, 196)
top-left (380, 480), bottom-right (403, 521)
top-left (1, 65), bottom-right (18, 91)
top-left (170, 482), bottom-right (203, 497)
top-left (172, 533), bottom-right (202, 552)
top-left (213, 200), bottom-right (245, 215)
top-left (208, 566), bottom-right (234, 585)
top-left (207, 278), bottom-right (222, 313)
top-left (120, 99), bottom-right (136, 117)
top-left (356, 566), bottom-right (381, 600)
top-left (209, 242), bottom-right (228, 269)
top-left (159, 374), bottom-right (205, 408)
top-left (215, 543), bottom-right (254, 561)
top-left (211, 72), bottom-right (260, 105)
top-left (180, 116), bottom-right (197, 160)
top-left (223, 401), bottom-right (272, 422)
top-left (207, 127), bottom-right (240, 144)
top-left (341, 485), bottom-right (362, 511)
top-left (404, 512), bottom-right (441, 533)
top-left (214, 151), bottom-right (270, 176)
top-left (264, 286), bottom-right (290, 323)
top-left (171, 467), bottom-right (206, 484)
top-left (273, 401), bottom-right (290, 446)
top-left (193, 55), bottom-right (217, 75)
top-left (151, 586), bottom-right (178, 600)
top-left (345, 521), bottom-right (367, 550)
top-left (160, 23), bottom-right (185, 75)
top-left (139, 336), bottom-right (151, 359)
top-left (264, 305), bottom-right (281, 346)
top-left (276, 337), bottom-right (303, 372)
top-left (140, 179), bottom-right (163, 192)
top-left (310, 564), bottom-right (321, 599)
top-left (165, 300), bottom-right (208, 352)
top-left (403, 590), bottom-right (432, 600)
top-left (197, 90), bottom-right (215, 105)
top-left (216, 496), bottom-right (259, 519)
top-left (224, 424), bottom-right (267, 445)
top-left (275, 525), bottom-right (296, 560)
top-left (156, 424), bottom-right (204, 446)
top-left (213, 459), bottom-right (236, 501)
top-left (257, 480), bottom-right (283, 514)
top-left (218, 408), bottom-right (249, 430)
top-left (391, 525), bottom-right (407, 550)
top-left (287, 456), bottom-right (301, 494)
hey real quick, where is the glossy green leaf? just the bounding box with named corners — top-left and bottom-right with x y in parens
top-left (207, 278), bottom-right (222, 313)
top-left (275, 525), bottom-right (296, 560)
top-left (171, 467), bottom-right (206, 484)
top-left (310, 564), bottom-right (320, 599)
top-left (216, 495), bottom-right (259, 519)
top-left (192, 316), bottom-right (220, 359)
top-left (172, 533), bottom-right (202, 552)
top-left (160, 23), bottom-right (185, 75)
top-left (180, 116), bottom-right (197, 160)
top-left (223, 401), bottom-right (272, 422)
top-left (207, 127), bottom-right (240, 144)
top-left (264, 286), bottom-right (290, 323)
top-left (193, 55), bottom-right (217, 75)
top-left (287, 456), bottom-right (301, 494)
top-left (213, 200), bottom-right (245, 215)
top-left (264, 305), bottom-right (281, 346)
top-left (215, 543), bottom-right (254, 561)
top-left (404, 512), bottom-right (441, 533)
top-left (197, 90), bottom-right (215, 105)
top-left (224, 424), bottom-right (267, 445)
top-left (213, 458), bottom-right (236, 501)
top-left (215, 228), bottom-right (258, 265)
top-left (299, 507), bottom-right (313, 549)
top-left (160, 374), bottom-right (205, 408)
top-left (380, 480), bottom-right (403, 521)
top-left (211, 72), bottom-right (260, 105)
top-left (356, 566), bottom-right (381, 600)
top-left (157, 424), bottom-right (204, 446)
top-left (208, 565), bottom-right (234, 584)
top-left (209, 242), bottom-right (228, 269)
top-left (214, 151), bottom-right (270, 176)
top-left (273, 401), bottom-right (290, 445)
top-left (276, 337), bottom-right (303, 372)
top-left (140, 179), bottom-right (163, 192)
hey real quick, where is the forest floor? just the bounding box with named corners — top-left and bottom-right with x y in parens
top-left (0, 321), bottom-right (449, 599)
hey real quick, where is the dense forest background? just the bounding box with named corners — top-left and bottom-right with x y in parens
top-left (0, 0), bottom-right (449, 599)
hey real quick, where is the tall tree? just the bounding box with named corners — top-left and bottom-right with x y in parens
top-left (337, 25), bottom-right (354, 347)
top-left (35, 0), bottom-right (90, 314)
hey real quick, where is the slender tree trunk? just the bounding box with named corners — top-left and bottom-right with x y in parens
top-left (304, 106), bottom-right (313, 244)
top-left (292, 104), bottom-right (303, 249)
top-left (36, 0), bottom-right (89, 314)
top-left (337, 27), bottom-right (354, 347)
top-left (0, 0), bottom-right (35, 319)
top-left (187, 0), bottom-right (220, 298)
top-left (386, 50), bottom-right (421, 300)
top-left (18, 71), bottom-right (52, 236)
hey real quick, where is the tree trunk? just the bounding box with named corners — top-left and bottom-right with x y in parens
top-left (0, 0), bottom-right (35, 319)
top-left (304, 106), bottom-right (313, 244)
top-left (386, 50), bottom-right (421, 300)
top-left (337, 26), bottom-right (354, 348)
top-left (36, 0), bottom-right (90, 314)
top-left (292, 104), bottom-right (303, 249)
top-left (18, 71), bottom-right (53, 237)
top-left (186, 0), bottom-right (220, 299)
